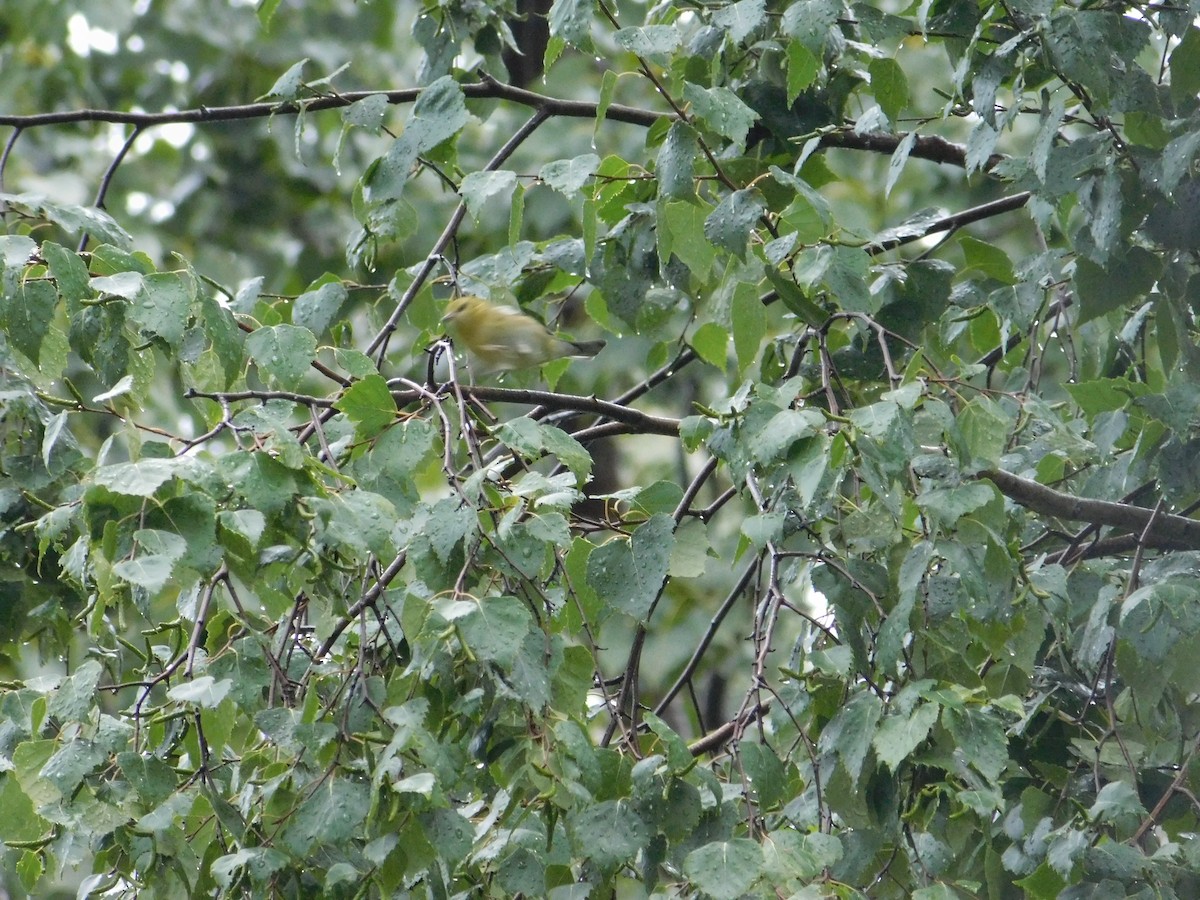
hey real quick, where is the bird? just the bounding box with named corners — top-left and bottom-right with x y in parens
top-left (442, 295), bottom-right (605, 372)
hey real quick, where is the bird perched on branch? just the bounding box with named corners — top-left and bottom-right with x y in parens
top-left (442, 295), bottom-right (605, 372)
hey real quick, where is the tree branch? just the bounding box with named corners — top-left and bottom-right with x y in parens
top-left (867, 192), bottom-right (1032, 255)
top-left (1, 78), bottom-right (1002, 175)
top-left (687, 700), bottom-right (770, 757)
top-left (982, 469), bottom-right (1200, 551)
top-left (391, 383), bottom-right (681, 436)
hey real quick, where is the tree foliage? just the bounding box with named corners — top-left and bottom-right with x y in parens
top-left (4, 0), bottom-right (1200, 896)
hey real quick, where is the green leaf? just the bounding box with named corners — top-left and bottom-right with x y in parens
top-left (660, 200), bottom-right (716, 278)
top-left (365, 76), bottom-right (469, 201)
top-left (335, 374), bottom-right (397, 438)
top-left (426, 497), bottom-right (476, 565)
top-left (917, 482), bottom-right (995, 528)
top-left (614, 25), bottom-right (681, 57)
top-left (43, 241), bottom-right (93, 310)
top-left (91, 270), bottom-right (144, 299)
top-left (0, 193), bottom-right (132, 248)
top-left (657, 122), bottom-right (698, 200)
top-left (912, 887), bottom-right (967, 900)
top-left (1014, 860), bottom-right (1067, 900)
top-left (0, 233), bottom-right (36, 272)
top-left (167, 676), bottom-right (233, 708)
top-left (112, 553), bottom-right (177, 594)
top-left (740, 742), bottom-right (787, 809)
top-left (956, 396), bottom-right (1015, 469)
top-left (822, 245), bottom-right (872, 313)
top-left (1073, 245), bottom-right (1160, 322)
top-left (586, 513), bottom-right (674, 619)
top-left (548, 0), bottom-right (592, 50)
top-left (292, 280), bottom-right (347, 336)
top-left (781, 0), bottom-right (841, 53)
top-left (3, 279), bottom-right (56, 366)
top-left (1088, 780), bottom-right (1145, 823)
top-left (875, 541), bottom-right (933, 672)
top-left (568, 799), bottom-right (648, 869)
top-left (1170, 27), bottom-right (1200, 107)
top-left (885, 130), bottom-right (916, 197)
top-left (690, 321), bottom-right (728, 369)
top-left (731, 282), bottom-right (766, 374)
top-left (869, 57), bottom-right (909, 122)
top-left (595, 68), bottom-right (617, 137)
top-left (704, 188), bottom-right (765, 258)
top-left (116, 751), bottom-right (179, 807)
top-left (420, 808), bottom-right (474, 866)
top-left (39, 739), bottom-right (106, 795)
top-left (245, 324), bottom-right (317, 388)
top-left (787, 41), bottom-right (820, 105)
top-left (943, 706), bottom-right (1008, 783)
top-left (91, 457), bottom-right (190, 497)
top-left (539, 153), bottom-right (600, 198)
top-left (818, 692), bottom-right (882, 781)
top-left (199, 291), bottom-right (245, 387)
top-left (0, 777), bottom-right (48, 844)
top-left (459, 170), bottom-right (518, 220)
top-left (742, 510), bottom-right (784, 548)
top-left (683, 838), bottom-right (764, 900)
top-left (873, 702), bottom-right (939, 771)
top-left (766, 267), bottom-right (826, 327)
top-left (342, 93), bottom-right (389, 130)
top-left (47, 660), bottom-right (103, 723)
top-left (212, 848), bottom-right (290, 888)
top-left (454, 596), bottom-right (535, 666)
top-left (264, 59), bottom-right (308, 100)
top-left (133, 271), bottom-right (194, 349)
top-left (493, 416), bottom-right (593, 482)
top-left (960, 235), bottom-right (1015, 283)
top-left (282, 777), bottom-right (371, 855)
top-left (762, 830), bottom-right (842, 883)
top-left (1085, 170), bottom-right (1123, 262)
top-left (712, 0), bottom-right (766, 45)
top-left (753, 409), bottom-right (825, 464)
top-left (313, 489), bottom-right (397, 560)
top-left (682, 83), bottom-right (759, 149)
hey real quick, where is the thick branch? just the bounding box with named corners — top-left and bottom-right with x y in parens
top-left (819, 129), bottom-right (1005, 173)
top-left (982, 469), bottom-right (1200, 550)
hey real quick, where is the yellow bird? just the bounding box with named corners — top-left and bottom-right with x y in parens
top-left (442, 295), bottom-right (605, 372)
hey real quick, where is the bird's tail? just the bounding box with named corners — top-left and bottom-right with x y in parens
top-left (567, 339), bottom-right (606, 357)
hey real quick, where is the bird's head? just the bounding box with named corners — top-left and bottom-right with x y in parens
top-left (442, 295), bottom-right (484, 324)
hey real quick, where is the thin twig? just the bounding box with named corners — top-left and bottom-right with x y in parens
top-left (80, 126), bottom-right (141, 252)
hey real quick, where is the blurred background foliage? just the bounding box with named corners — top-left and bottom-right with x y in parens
top-left (4, 0), bottom-right (1200, 896)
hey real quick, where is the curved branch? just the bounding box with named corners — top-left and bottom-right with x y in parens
top-left (982, 469), bottom-right (1200, 550)
top-left (0, 127), bottom-right (21, 194)
top-left (80, 126), bottom-right (141, 252)
top-left (656, 560), bottom-right (760, 716)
